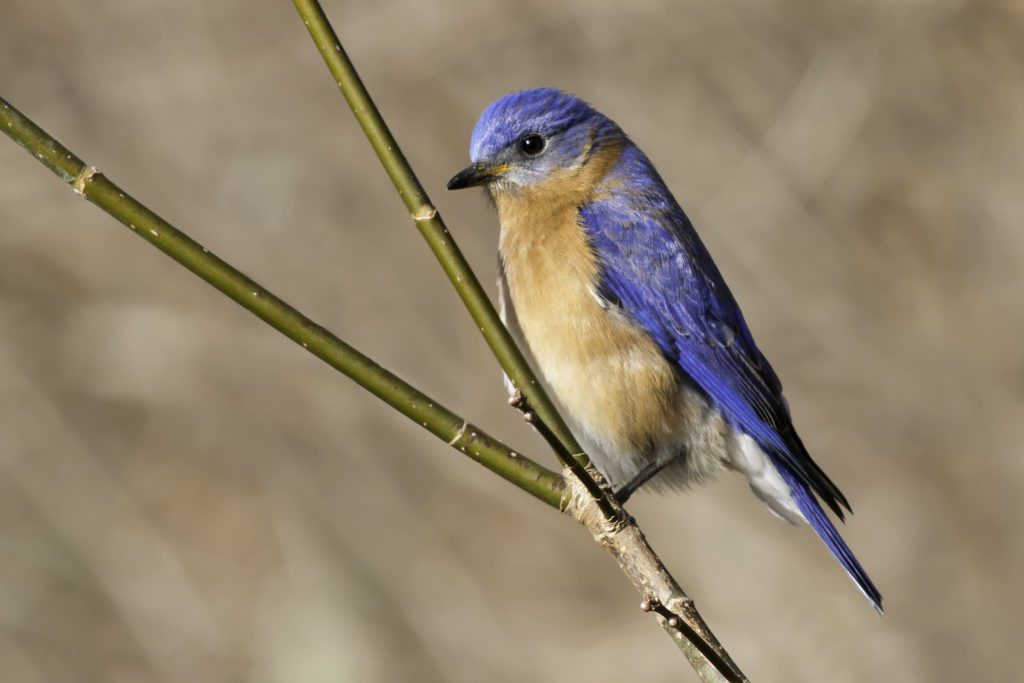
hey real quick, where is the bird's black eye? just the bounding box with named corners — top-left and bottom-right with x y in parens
top-left (519, 134), bottom-right (545, 156)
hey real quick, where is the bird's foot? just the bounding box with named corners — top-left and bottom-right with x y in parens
top-left (613, 452), bottom-right (681, 504)
top-left (613, 480), bottom-right (643, 506)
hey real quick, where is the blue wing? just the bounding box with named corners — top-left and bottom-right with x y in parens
top-left (580, 147), bottom-right (849, 517)
top-left (580, 146), bottom-right (882, 610)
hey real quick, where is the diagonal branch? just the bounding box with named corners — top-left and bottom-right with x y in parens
top-left (290, 0), bottom-right (619, 523)
top-left (0, 95), bottom-right (564, 510)
top-left (289, 3), bottom-right (747, 681)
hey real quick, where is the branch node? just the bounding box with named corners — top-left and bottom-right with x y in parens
top-left (72, 165), bottom-right (99, 196)
top-left (447, 420), bottom-right (469, 446)
top-left (560, 467), bottom-right (612, 530)
top-left (412, 204), bottom-right (437, 222)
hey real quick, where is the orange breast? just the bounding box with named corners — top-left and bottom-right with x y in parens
top-left (495, 177), bottom-right (680, 456)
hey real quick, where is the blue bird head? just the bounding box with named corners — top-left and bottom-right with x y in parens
top-left (447, 88), bottom-right (622, 193)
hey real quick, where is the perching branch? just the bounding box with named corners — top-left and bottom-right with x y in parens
top-left (289, 3), bottom-right (747, 681)
top-left (2, 19), bottom-right (748, 679)
top-left (0, 95), bottom-right (564, 510)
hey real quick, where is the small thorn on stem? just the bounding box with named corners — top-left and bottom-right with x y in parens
top-left (508, 389), bottom-right (530, 412)
top-left (509, 389), bottom-right (539, 424)
top-left (642, 596), bottom-right (683, 633)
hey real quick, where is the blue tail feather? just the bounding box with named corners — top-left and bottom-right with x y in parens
top-left (773, 458), bottom-right (884, 613)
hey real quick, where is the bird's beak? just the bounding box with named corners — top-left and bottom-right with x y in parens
top-left (446, 162), bottom-right (508, 190)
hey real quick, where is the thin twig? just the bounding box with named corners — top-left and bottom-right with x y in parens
top-left (0, 94), bottom-right (565, 510)
top-left (561, 478), bottom-right (747, 683)
top-left (509, 390), bottom-right (593, 479)
top-left (290, 0), bottom-right (620, 523)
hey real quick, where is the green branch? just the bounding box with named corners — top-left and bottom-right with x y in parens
top-left (291, 0), bottom-right (620, 523)
top-left (0, 95), bottom-right (565, 510)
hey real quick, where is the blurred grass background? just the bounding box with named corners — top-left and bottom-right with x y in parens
top-left (1, 1), bottom-right (1022, 681)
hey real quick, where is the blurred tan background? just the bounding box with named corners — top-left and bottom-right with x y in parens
top-left (2, 1), bottom-right (1022, 681)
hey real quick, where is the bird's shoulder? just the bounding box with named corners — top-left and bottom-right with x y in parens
top-left (581, 144), bottom-right (744, 361)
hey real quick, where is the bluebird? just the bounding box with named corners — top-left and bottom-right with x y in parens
top-left (446, 88), bottom-right (881, 612)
